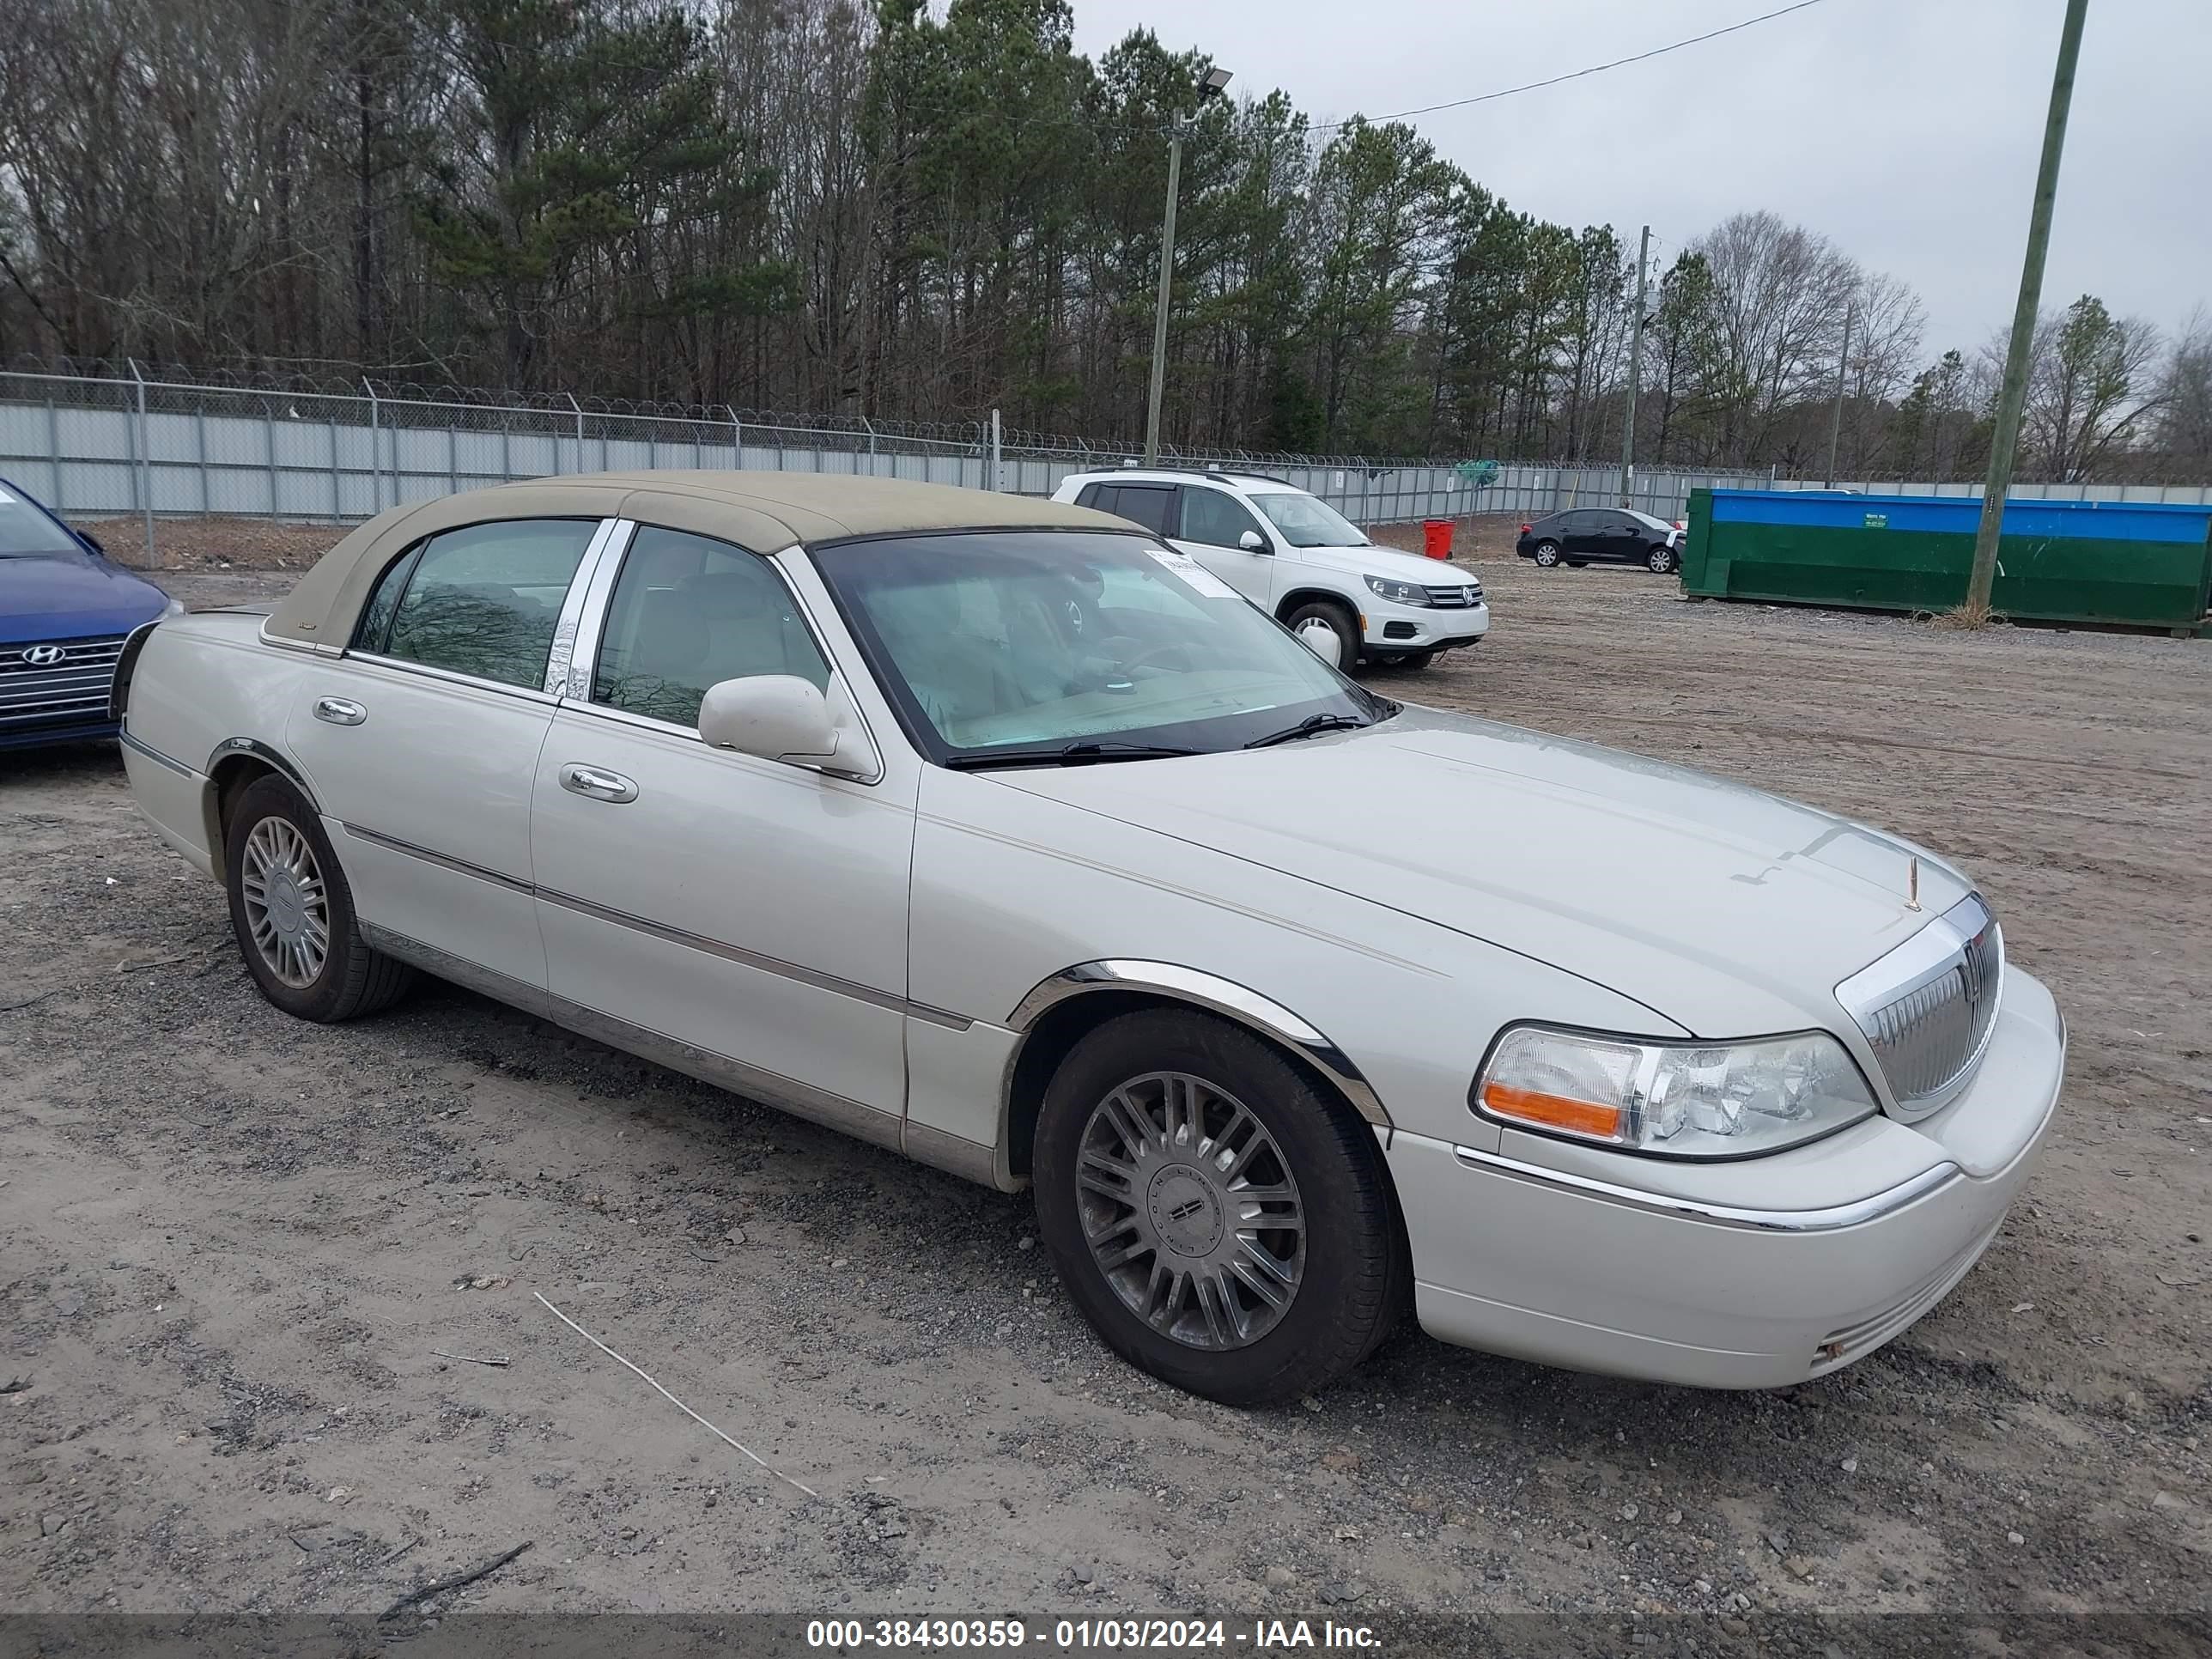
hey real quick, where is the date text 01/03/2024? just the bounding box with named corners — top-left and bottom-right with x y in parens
top-left (804, 1620), bottom-right (1383, 1650)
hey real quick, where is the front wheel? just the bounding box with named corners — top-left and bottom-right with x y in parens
top-left (1282, 600), bottom-right (1359, 672)
top-left (1532, 540), bottom-right (1561, 568)
top-left (1033, 1009), bottom-right (1407, 1406)
top-left (1648, 545), bottom-right (1680, 574)
top-left (223, 774), bottom-right (414, 1022)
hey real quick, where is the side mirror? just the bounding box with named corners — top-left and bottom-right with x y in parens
top-left (697, 675), bottom-right (877, 780)
top-left (1238, 530), bottom-right (1267, 553)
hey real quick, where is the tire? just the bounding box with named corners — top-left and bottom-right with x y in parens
top-left (1282, 600), bottom-right (1360, 672)
top-left (1648, 545), bottom-right (1679, 574)
top-left (223, 773), bottom-right (414, 1022)
top-left (1532, 540), bottom-right (1561, 568)
top-left (1033, 1008), bottom-right (1407, 1406)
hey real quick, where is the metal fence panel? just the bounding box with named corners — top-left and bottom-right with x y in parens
top-left (3, 365), bottom-right (2205, 538)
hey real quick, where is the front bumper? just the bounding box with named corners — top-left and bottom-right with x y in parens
top-left (1385, 968), bottom-right (2065, 1389)
top-left (1364, 599), bottom-right (1490, 652)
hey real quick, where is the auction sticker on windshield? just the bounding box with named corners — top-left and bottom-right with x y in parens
top-left (1144, 546), bottom-right (1239, 601)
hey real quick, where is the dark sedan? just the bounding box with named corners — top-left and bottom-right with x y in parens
top-left (1, 478), bottom-right (177, 750)
top-left (1516, 507), bottom-right (1686, 574)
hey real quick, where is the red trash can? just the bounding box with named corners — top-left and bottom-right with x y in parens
top-left (1422, 519), bottom-right (1455, 560)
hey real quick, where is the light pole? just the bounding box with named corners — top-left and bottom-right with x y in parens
top-left (1964, 0), bottom-right (2089, 619)
top-left (1618, 224), bottom-right (1650, 507)
top-left (1144, 65), bottom-right (1232, 466)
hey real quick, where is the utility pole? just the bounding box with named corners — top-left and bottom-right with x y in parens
top-left (1965, 0), bottom-right (2089, 618)
top-left (1142, 123), bottom-right (1184, 466)
top-left (1144, 68), bottom-right (1232, 466)
top-left (1618, 224), bottom-right (1650, 508)
top-left (1824, 300), bottom-right (1853, 489)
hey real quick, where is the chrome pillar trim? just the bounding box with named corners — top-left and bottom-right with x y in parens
top-left (535, 884), bottom-right (973, 1030)
top-left (902, 1121), bottom-right (1003, 1189)
top-left (542, 992), bottom-right (905, 1158)
top-left (340, 822), bottom-right (535, 896)
top-left (1449, 1143), bottom-right (1961, 1233)
top-left (1836, 891), bottom-right (2003, 1120)
top-left (562, 518), bottom-right (637, 700)
top-left (118, 727), bottom-right (192, 777)
top-left (542, 517), bottom-right (627, 697)
top-left (358, 921), bottom-right (553, 1019)
top-left (1006, 959), bottom-right (1392, 1128)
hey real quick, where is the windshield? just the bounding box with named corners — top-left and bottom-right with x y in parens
top-left (0, 485), bottom-right (85, 557)
top-left (1251, 490), bottom-right (1368, 549)
top-left (811, 531), bottom-right (1387, 765)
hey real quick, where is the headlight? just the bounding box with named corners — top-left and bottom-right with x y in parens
top-left (1363, 574), bottom-right (1431, 606)
top-left (1474, 1025), bottom-right (1878, 1158)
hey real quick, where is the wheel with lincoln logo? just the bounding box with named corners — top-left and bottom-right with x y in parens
top-left (1032, 1008), bottom-right (1407, 1404)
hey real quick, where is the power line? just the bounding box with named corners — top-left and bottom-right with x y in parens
top-left (1309, 0), bottom-right (1835, 131)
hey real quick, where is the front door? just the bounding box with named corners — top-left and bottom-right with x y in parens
top-left (528, 523), bottom-right (915, 1129)
top-left (284, 515), bottom-right (611, 991)
top-left (1168, 483), bottom-right (1275, 605)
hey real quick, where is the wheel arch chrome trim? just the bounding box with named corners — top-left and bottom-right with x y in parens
top-left (1006, 960), bottom-right (1391, 1129)
top-left (1449, 1143), bottom-right (1961, 1232)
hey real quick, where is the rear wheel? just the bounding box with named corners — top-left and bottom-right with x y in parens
top-left (1033, 1009), bottom-right (1407, 1406)
top-left (1648, 545), bottom-right (1680, 574)
top-left (223, 774), bottom-right (414, 1022)
top-left (1283, 599), bottom-right (1359, 672)
top-left (1532, 540), bottom-right (1561, 568)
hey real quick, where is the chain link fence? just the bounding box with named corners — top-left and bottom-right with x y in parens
top-left (5, 360), bottom-right (2207, 557)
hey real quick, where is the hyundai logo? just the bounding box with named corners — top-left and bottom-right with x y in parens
top-left (22, 645), bottom-right (66, 666)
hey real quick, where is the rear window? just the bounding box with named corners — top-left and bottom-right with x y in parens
top-left (1085, 483), bottom-right (1174, 536)
top-left (357, 518), bottom-right (601, 690)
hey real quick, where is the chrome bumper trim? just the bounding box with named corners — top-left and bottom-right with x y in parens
top-left (1449, 1144), bottom-right (1960, 1233)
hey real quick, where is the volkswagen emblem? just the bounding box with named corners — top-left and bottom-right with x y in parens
top-left (23, 644), bottom-right (66, 666)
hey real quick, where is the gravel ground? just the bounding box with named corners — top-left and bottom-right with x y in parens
top-left (3, 551), bottom-right (2208, 1644)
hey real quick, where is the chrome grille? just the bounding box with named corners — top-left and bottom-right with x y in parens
top-left (1425, 582), bottom-right (1483, 608)
top-left (1835, 893), bottom-right (2003, 1118)
top-left (0, 635), bottom-right (126, 732)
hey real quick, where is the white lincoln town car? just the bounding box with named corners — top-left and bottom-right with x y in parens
top-left (115, 473), bottom-right (2062, 1405)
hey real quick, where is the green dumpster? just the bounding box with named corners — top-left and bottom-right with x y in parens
top-left (1680, 490), bottom-right (2212, 629)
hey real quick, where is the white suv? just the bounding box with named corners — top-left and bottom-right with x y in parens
top-left (1048, 470), bottom-right (1489, 671)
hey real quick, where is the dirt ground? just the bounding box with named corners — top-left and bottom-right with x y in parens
top-left (3, 544), bottom-right (2209, 1644)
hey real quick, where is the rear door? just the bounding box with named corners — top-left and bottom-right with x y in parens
top-left (284, 516), bottom-right (615, 991)
top-left (1168, 483), bottom-right (1274, 605)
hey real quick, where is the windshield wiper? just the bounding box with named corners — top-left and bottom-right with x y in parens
top-left (945, 738), bottom-right (1204, 771)
top-left (1243, 711), bottom-right (1371, 749)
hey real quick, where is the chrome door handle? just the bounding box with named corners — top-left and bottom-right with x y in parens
top-left (559, 763), bottom-right (639, 804)
top-left (313, 696), bottom-right (366, 726)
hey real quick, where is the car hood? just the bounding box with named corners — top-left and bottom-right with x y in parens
top-left (0, 552), bottom-right (171, 645)
top-left (1281, 540), bottom-right (1479, 586)
top-left (991, 703), bottom-right (1967, 1037)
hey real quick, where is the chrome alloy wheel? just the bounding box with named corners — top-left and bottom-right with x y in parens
top-left (1075, 1072), bottom-right (1305, 1351)
top-left (239, 815), bottom-right (330, 988)
top-left (1292, 617), bottom-right (1344, 666)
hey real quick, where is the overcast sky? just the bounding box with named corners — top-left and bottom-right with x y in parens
top-left (1068, 0), bottom-right (2209, 358)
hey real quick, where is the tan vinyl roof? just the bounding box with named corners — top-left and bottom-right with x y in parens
top-left (264, 471), bottom-right (1133, 648)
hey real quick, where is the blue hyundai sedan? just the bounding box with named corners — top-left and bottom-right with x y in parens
top-left (1, 477), bottom-right (179, 751)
